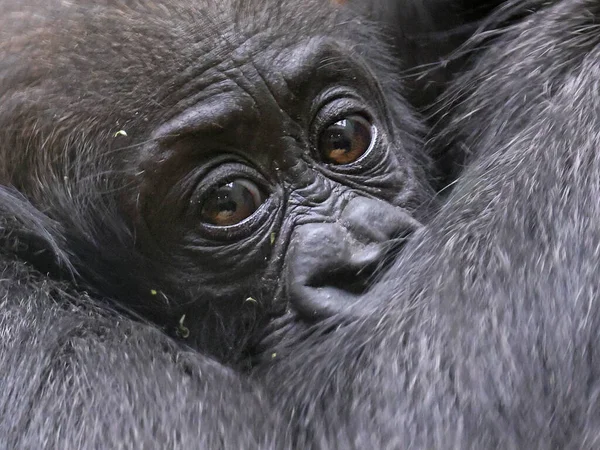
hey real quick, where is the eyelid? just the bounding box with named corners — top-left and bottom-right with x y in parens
top-left (310, 87), bottom-right (364, 124)
top-left (311, 95), bottom-right (371, 136)
top-left (322, 116), bottom-right (378, 166)
top-left (185, 161), bottom-right (275, 239)
top-left (190, 162), bottom-right (270, 207)
top-left (200, 178), bottom-right (268, 229)
top-left (196, 189), bottom-right (275, 241)
top-left (310, 94), bottom-right (378, 158)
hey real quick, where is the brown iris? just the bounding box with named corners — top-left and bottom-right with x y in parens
top-left (200, 179), bottom-right (265, 226)
top-left (318, 115), bottom-right (373, 165)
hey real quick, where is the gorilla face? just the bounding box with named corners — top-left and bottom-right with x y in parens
top-left (12, 1), bottom-right (600, 448)
top-left (0, 0), bottom-right (432, 361)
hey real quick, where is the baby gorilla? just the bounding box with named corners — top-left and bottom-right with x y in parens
top-left (0, 0), bottom-right (433, 363)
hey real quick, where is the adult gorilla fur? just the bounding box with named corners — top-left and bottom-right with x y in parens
top-left (2, 0), bottom-right (598, 449)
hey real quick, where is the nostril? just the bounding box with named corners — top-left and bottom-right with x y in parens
top-left (307, 244), bottom-right (383, 295)
top-left (316, 271), bottom-right (372, 295)
top-left (285, 217), bottom-right (417, 322)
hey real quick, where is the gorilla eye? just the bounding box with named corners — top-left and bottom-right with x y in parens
top-left (200, 179), bottom-right (266, 227)
top-left (318, 115), bottom-right (374, 165)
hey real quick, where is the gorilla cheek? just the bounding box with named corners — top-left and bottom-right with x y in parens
top-left (285, 195), bottom-right (421, 320)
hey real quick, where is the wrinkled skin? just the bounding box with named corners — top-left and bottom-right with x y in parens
top-left (0, 0), bottom-right (455, 447)
top-left (0, 0), bottom-right (434, 365)
top-left (6, 0), bottom-right (598, 449)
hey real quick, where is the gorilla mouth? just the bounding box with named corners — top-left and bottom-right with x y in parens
top-left (248, 235), bottom-right (408, 365)
top-left (249, 312), bottom-right (304, 363)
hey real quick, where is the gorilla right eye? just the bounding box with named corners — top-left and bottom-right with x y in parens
top-left (318, 115), bottom-right (374, 165)
top-left (200, 179), bottom-right (266, 227)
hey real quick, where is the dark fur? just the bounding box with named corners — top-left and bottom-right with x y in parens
top-left (346, 0), bottom-right (506, 109)
top-left (0, 0), bottom-right (437, 363)
top-left (7, 0), bottom-right (596, 448)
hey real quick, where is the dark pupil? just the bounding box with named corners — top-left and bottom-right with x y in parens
top-left (201, 179), bottom-right (262, 226)
top-left (329, 126), bottom-right (350, 150)
top-left (319, 115), bottom-right (372, 165)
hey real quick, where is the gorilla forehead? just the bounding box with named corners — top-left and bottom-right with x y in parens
top-left (0, 0), bottom-right (382, 170)
top-left (150, 38), bottom-right (383, 143)
top-left (0, 0), bottom-right (363, 102)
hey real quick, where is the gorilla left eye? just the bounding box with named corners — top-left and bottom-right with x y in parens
top-left (200, 179), bottom-right (266, 227)
top-left (318, 115), bottom-right (374, 165)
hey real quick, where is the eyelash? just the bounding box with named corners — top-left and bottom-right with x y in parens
top-left (185, 162), bottom-right (274, 237)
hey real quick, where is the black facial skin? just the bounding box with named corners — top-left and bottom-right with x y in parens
top-left (131, 36), bottom-right (430, 360)
top-left (0, 0), bottom-right (434, 364)
top-left (8, 0), bottom-right (593, 448)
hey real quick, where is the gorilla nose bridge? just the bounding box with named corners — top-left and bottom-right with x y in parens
top-left (340, 196), bottom-right (423, 243)
top-left (286, 184), bottom-right (355, 224)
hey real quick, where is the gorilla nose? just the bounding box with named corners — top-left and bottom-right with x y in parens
top-left (286, 196), bottom-right (421, 321)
